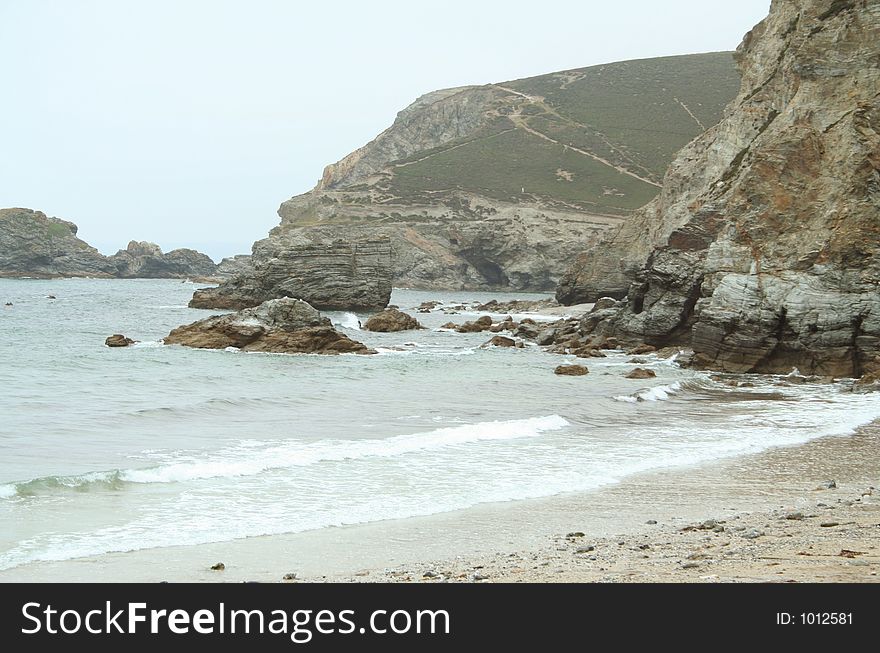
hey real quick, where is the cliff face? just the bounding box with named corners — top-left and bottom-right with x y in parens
top-left (195, 53), bottom-right (740, 310)
top-left (565, 0), bottom-right (880, 377)
top-left (0, 208), bottom-right (218, 280)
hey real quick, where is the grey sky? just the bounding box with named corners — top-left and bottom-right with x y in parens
top-left (0, 0), bottom-right (770, 260)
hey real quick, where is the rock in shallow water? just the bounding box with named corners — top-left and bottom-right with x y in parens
top-left (456, 315), bottom-right (494, 333)
top-left (105, 334), bottom-right (136, 347)
top-left (363, 308), bottom-right (424, 332)
top-left (625, 367), bottom-right (656, 379)
top-left (164, 298), bottom-right (374, 355)
top-left (483, 335), bottom-right (517, 348)
top-left (554, 364), bottom-right (589, 376)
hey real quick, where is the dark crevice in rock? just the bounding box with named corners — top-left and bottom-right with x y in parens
top-left (674, 276), bottom-right (704, 340)
top-left (817, 0), bottom-right (855, 22)
top-left (752, 306), bottom-right (789, 373)
top-left (461, 251), bottom-right (509, 286)
top-left (851, 314), bottom-right (865, 378)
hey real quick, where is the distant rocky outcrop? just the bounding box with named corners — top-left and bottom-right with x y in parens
top-left (0, 208), bottom-right (219, 280)
top-left (164, 298), bottom-right (373, 355)
top-left (109, 241), bottom-right (217, 279)
top-left (188, 233), bottom-right (392, 311)
top-left (558, 0), bottom-right (880, 377)
top-left (0, 208), bottom-right (118, 277)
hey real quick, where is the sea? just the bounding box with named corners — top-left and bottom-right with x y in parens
top-left (1, 278), bottom-right (878, 578)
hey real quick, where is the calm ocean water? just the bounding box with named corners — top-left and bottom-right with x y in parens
top-left (1, 278), bottom-right (878, 573)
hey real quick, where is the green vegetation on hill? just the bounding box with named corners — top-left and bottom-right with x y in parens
top-left (509, 52), bottom-right (740, 179)
top-left (391, 127), bottom-right (659, 211)
top-left (385, 52), bottom-right (740, 215)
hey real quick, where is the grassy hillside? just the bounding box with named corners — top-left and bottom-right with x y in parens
top-left (385, 52), bottom-right (739, 216)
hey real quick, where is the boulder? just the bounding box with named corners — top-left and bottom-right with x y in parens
top-left (554, 364), bottom-right (589, 376)
top-left (590, 297), bottom-right (618, 312)
top-left (626, 344), bottom-right (656, 355)
top-left (164, 298), bottom-right (374, 355)
top-left (575, 347), bottom-right (606, 358)
top-left (105, 334), bottom-right (136, 347)
top-left (456, 315), bottom-right (494, 333)
top-left (626, 367), bottom-right (657, 379)
top-left (363, 308), bottom-right (424, 332)
top-left (483, 335), bottom-right (516, 348)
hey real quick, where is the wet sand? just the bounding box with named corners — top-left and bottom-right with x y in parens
top-left (3, 420), bottom-right (877, 583)
top-left (320, 423), bottom-right (880, 583)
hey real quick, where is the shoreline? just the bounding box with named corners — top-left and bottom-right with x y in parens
top-left (2, 420), bottom-right (877, 583)
top-left (320, 421), bottom-right (880, 583)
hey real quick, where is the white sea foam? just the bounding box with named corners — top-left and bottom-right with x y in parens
top-left (332, 312), bottom-right (362, 330)
top-left (614, 382), bottom-right (682, 403)
top-left (374, 347), bottom-right (476, 357)
top-left (0, 484), bottom-right (16, 499)
top-left (2, 415), bottom-right (570, 492)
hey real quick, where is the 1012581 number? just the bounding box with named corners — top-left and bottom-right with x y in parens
top-left (800, 613), bottom-right (852, 625)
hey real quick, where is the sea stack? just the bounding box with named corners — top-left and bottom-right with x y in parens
top-left (188, 235), bottom-right (392, 311)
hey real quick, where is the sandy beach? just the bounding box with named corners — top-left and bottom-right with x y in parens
top-left (314, 421), bottom-right (880, 584)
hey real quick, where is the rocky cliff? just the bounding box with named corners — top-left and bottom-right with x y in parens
top-left (195, 53), bottom-right (740, 310)
top-left (0, 208), bottom-right (219, 279)
top-left (0, 208), bottom-right (118, 277)
top-left (562, 0), bottom-right (880, 377)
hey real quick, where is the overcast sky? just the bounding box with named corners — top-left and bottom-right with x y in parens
top-left (0, 0), bottom-right (771, 260)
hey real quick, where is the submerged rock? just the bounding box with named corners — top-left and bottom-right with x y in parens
top-left (363, 308), bottom-right (424, 332)
top-left (164, 298), bottom-right (374, 355)
top-left (626, 367), bottom-right (657, 379)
